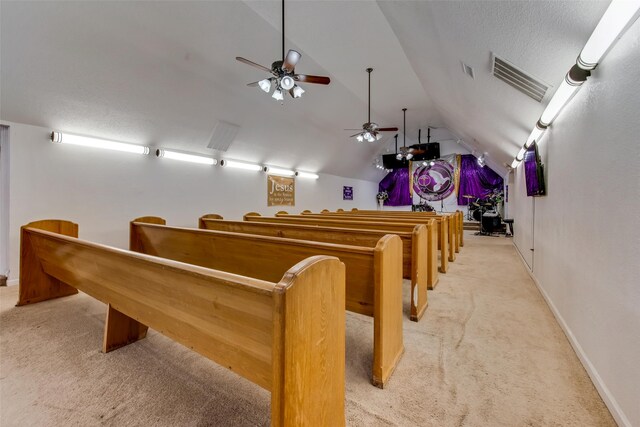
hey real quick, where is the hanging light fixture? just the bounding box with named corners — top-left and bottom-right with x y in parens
top-left (236, 0), bottom-right (330, 102)
top-left (396, 108), bottom-right (413, 161)
top-left (348, 68), bottom-right (398, 143)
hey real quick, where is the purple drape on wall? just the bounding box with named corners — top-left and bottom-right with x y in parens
top-left (379, 167), bottom-right (412, 206)
top-left (457, 155), bottom-right (504, 205)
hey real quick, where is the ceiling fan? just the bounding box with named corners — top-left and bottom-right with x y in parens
top-left (236, 0), bottom-right (330, 101)
top-left (345, 68), bottom-right (398, 142)
top-left (396, 108), bottom-right (413, 160)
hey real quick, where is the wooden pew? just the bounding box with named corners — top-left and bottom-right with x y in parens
top-left (19, 220), bottom-right (346, 426)
top-left (315, 209), bottom-right (464, 254)
top-left (278, 212), bottom-right (456, 264)
top-left (243, 212), bottom-right (449, 274)
top-left (318, 210), bottom-right (463, 255)
top-left (131, 217), bottom-right (404, 388)
top-left (199, 215), bottom-right (435, 320)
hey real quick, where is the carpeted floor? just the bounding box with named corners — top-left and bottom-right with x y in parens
top-left (0, 233), bottom-right (615, 426)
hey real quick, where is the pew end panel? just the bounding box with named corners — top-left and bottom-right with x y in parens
top-left (20, 222), bottom-right (346, 425)
top-left (18, 220), bottom-right (79, 306)
top-left (131, 217), bottom-right (166, 252)
top-left (427, 220), bottom-right (439, 289)
top-left (271, 256), bottom-right (346, 426)
top-left (103, 303), bottom-right (149, 352)
top-left (199, 214), bottom-right (224, 228)
top-left (244, 212), bottom-right (262, 221)
top-left (410, 225), bottom-right (428, 322)
top-left (372, 234), bottom-right (404, 388)
top-left (448, 216), bottom-right (456, 262)
top-left (439, 219), bottom-right (449, 273)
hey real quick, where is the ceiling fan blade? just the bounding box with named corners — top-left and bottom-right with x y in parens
top-left (349, 132), bottom-right (363, 138)
top-left (282, 50), bottom-right (301, 73)
top-left (236, 57), bottom-right (273, 74)
top-left (344, 128), bottom-right (363, 131)
top-left (377, 127), bottom-right (399, 132)
top-left (247, 81), bottom-right (260, 87)
top-left (294, 74), bottom-right (331, 85)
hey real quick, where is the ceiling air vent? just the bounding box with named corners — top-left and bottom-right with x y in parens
top-left (492, 54), bottom-right (549, 102)
top-left (461, 62), bottom-right (475, 79)
top-left (207, 120), bottom-right (240, 152)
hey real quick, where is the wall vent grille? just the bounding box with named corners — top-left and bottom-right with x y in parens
top-left (492, 55), bottom-right (548, 102)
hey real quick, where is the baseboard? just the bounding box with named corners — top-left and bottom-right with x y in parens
top-left (7, 278), bottom-right (18, 286)
top-left (512, 241), bottom-right (630, 427)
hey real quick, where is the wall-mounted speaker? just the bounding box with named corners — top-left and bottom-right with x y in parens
top-left (382, 154), bottom-right (410, 169)
top-left (408, 143), bottom-right (440, 161)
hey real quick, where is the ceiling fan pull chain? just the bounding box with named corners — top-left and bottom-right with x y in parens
top-left (282, 0), bottom-right (285, 62)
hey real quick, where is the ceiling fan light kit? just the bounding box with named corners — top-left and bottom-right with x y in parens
top-left (348, 68), bottom-right (398, 143)
top-left (396, 108), bottom-right (413, 161)
top-left (236, 0), bottom-right (330, 102)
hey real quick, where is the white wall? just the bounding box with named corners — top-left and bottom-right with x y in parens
top-left (2, 121), bottom-right (378, 283)
top-left (0, 125), bottom-right (10, 277)
top-left (511, 19), bottom-right (640, 427)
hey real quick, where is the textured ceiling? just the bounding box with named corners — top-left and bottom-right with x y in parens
top-left (0, 1), bottom-right (610, 180)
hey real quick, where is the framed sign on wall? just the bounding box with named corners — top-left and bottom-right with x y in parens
top-left (267, 174), bottom-right (295, 206)
top-left (343, 186), bottom-right (353, 200)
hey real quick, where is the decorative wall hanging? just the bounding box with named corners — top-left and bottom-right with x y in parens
top-left (267, 174), bottom-right (295, 206)
top-left (343, 186), bottom-right (353, 200)
top-left (412, 160), bottom-right (455, 201)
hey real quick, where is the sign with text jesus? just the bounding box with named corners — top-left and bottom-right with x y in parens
top-left (267, 174), bottom-right (295, 206)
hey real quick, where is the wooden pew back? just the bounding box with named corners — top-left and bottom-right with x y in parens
top-left (245, 213), bottom-right (449, 273)
top-left (20, 220), bottom-right (346, 426)
top-left (199, 216), bottom-right (434, 320)
top-left (131, 219), bottom-right (404, 387)
top-left (285, 212), bottom-right (456, 263)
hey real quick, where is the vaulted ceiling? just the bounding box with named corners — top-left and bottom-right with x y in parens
top-left (0, 1), bottom-right (609, 180)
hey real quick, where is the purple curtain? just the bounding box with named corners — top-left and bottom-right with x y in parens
top-left (379, 167), bottom-right (412, 206)
top-left (457, 154), bottom-right (504, 205)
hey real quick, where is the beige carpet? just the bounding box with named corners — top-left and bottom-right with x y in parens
top-left (0, 233), bottom-right (615, 426)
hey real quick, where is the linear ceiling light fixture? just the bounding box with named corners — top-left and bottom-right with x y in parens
top-left (51, 132), bottom-right (149, 155)
top-left (263, 166), bottom-right (295, 176)
top-left (511, 0), bottom-right (640, 168)
top-left (295, 171), bottom-right (319, 179)
top-left (156, 149), bottom-right (217, 165)
top-left (219, 159), bottom-right (262, 171)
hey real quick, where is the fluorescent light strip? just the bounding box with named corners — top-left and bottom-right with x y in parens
top-left (515, 147), bottom-right (527, 162)
top-left (220, 159), bottom-right (262, 171)
top-left (156, 149), bottom-right (216, 165)
top-left (265, 166), bottom-right (295, 176)
top-left (539, 77), bottom-right (582, 126)
top-left (51, 132), bottom-right (149, 155)
top-left (296, 171), bottom-right (319, 179)
top-left (578, 0), bottom-right (640, 69)
top-left (525, 123), bottom-right (547, 148)
top-left (512, 1), bottom-right (640, 166)
top-left (511, 159), bottom-right (521, 169)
